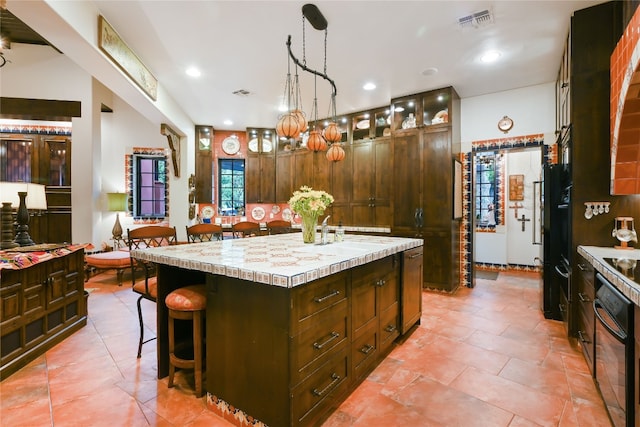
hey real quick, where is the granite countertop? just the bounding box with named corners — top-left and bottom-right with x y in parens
top-left (577, 245), bottom-right (640, 305)
top-left (131, 233), bottom-right (422, 288)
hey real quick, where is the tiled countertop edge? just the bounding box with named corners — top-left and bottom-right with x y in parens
top-left (577, 245), bottom-right (640, 306)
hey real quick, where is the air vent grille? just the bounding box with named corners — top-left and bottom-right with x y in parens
top-left (458, 9), bottom-right (494, 29)
top-left (232, 89), bottom-right (250, 96)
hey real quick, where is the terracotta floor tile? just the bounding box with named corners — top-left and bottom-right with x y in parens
top-left (499, 357), bottom-right (572, 400)
top-left (0, 270), bottom-right (613, 427)
top-left (450, 366), bottom-right (566, 426)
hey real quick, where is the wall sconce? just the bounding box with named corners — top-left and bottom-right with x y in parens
top-left (0, 182), bottom-right (48, 247)
top-left (584, 201), bottom-right (610, 219)
top-left (107, 192), bottom-right (127, 248)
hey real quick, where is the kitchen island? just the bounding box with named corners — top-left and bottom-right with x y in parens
top-left (131, 233), bottom-right (423, 427)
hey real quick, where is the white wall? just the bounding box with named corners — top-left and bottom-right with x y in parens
top-left (461, 83), bottom-right (554, 267)
top-left (1, 43), bottom-right (193, 245)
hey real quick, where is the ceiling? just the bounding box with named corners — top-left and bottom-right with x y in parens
top-left (3, 1), bottom-right (605, 131)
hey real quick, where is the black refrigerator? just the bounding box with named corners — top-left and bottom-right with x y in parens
top-left (542, 163), bottom-right (571, 320)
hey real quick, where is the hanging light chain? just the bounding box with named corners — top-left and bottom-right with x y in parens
top-left (302, 15), bottom-right (307, 67)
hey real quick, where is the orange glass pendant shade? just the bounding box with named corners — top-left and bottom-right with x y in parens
top-left (276, 113), bottom-right (301, 139)
top-left (307, 130), bottom-right (327, 152)
top-left (323, 122), bottom-right (342, 143)
top-left (326, 143), bottom-right (345, 162)
top-left (292, 110), bottom-right (308, 133)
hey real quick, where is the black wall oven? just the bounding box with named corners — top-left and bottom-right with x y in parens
top-left (594, 272), bottom-right (634, 427)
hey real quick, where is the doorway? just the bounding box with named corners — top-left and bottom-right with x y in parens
top-left (472, 146), bottom-right (544, 275)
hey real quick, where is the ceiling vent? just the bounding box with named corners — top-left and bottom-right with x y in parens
top-left (458, 9), bottom-right (494, 30)
top-left (232, 89), bottom-right (251, 97)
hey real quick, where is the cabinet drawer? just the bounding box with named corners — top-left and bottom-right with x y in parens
top-left (577, 309), bottom-right (594, 375)
top-left (292, 347), bottom-right (350, 427)
top-left (380, 302), bottom-right (399, 350)
top-left (352, 322), bottom-right (378, 381)
top-left (378, 271), bottom-right (399, 313)
top-left (291, 272), bottom-right (348, 335)
top-left (576, 255), bottom-right (595, 289)
top-left (291, 300), bottom-right (348, 384)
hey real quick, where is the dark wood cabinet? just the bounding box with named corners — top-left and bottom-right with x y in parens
top-left (246, 128), bottom-right (276, 204)
top-left (194, 125), bottom-right (213, 203)
top-left (391, 87), bottom-right (461, 292)
top-left (0, 249), bottom-right (87, 379)
top-left (401, 246), bottom-right (423, 334)
top-left (575, 253), bottom-right (595, 374)
top-left (1, 133), bottom-right (72, 244)
top-left (205, 251), bottom-right (410, 427)
top-left (351, 137), bottom-right (391, 227)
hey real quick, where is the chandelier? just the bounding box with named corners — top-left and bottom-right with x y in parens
top-left (276, 4), bottom-right (344, 162)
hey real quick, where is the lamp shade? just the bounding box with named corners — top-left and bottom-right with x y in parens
top-left (107, 192), bottom-right (127, 212)
top-left (0, 182), bottom-right (47, 210)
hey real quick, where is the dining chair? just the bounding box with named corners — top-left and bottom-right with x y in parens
top-left (127, 225), bottom-right (178, 358)
top-left (186, 223), bottom-right (223, 242)
top-left (231, 221), bottom-right (261, 238)
top-left (266, 219), bottom-right (294, 235)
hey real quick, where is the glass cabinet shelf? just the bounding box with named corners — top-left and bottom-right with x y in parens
top-left (247, 128), bottom-right (276, 154)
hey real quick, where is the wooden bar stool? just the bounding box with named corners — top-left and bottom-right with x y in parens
top-left (165, 284), bottom-right (207, 397)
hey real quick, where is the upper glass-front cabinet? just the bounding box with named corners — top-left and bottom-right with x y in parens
top-left (349, 107), bottom-right (391, 142)
top-left (422, 89), bottom-right (451, 127)
top-left (391, 87), bottom-right (456, 132)
top-left (247, 128), bottom-right (276, 154)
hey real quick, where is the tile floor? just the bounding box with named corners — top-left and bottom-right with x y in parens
top-left (0, 269), bottom-right (612, 427)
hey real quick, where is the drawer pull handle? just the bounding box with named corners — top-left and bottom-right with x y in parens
top-left (313, 332), bottom-right (340, 350)
top-left (384, 324), bottom-right (396, 333)
top-left (577, 330), bottom-right (591, 344)
top-left (312, 373), bottom-right (341, 397)
top-left (409, 253), bottom-right (422, 259)
top-left (360, 344), bottom-right (374, 354)
top-left (578, 292), bottom-right (591, 303)
top-left (314, 290), bottom-right (340, 303)
top-left (577, 263), bottom-right (586, 271)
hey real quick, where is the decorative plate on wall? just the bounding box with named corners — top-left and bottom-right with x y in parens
top-left (222, 135), bottom-right (240, 155)
top-left (251, 206), bottom-right (266, 221)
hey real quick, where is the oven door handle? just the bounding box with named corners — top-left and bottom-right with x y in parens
top-left (593, 299), bottom-right (627, 342)
top-left (554, 263), bottom-right (569, 279)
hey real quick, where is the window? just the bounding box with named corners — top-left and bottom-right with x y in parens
top-left (133, 154), bottom-right (167, 218)
top-left (475, 152), bottom-right (498, 227)
top-left (218, 159), bottom-right (245, 215)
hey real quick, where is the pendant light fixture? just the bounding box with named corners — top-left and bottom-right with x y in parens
top-left (278, 3), bottom-right (343, 162)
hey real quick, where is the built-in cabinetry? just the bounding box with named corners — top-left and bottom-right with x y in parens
top-left (391, 87), bottom-right (461, 291)
top-left (205, 249), bottom-right (419, 427)
top-left (0, 133), bottom-right (72, 244)
top-left (556, 1), bottom-right (623, 339)
top-left (574, 253), bottom-right (595, 374)
top-left (195, 125), bottom-right (214, 203)
top-left (0, 249), bottom-right (87, 379)
top-left (246, 128), bottom-right (276, 204)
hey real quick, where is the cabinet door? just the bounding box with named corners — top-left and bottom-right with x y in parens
top-left (351, 141), bottom-right (375, 226)
top-left (401, 247), bottom-right (423, 334)
top-left (293, 150), bottom-right (314, 193)
top-left (330, 145), bottom-right (352, 225)
top-left (392, 132), bottom-right (421, 234)
top-left (373, 137), bottom-right (392, 227)
top-left (275, 153), bottom-right (293, 203)
top-left (422, 128), bottom-right (451, 228)
top-left (245, 155), bottom-right (261, 203)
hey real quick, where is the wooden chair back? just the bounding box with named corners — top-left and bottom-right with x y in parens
top-left (186, 223), bottom-right (223, 242)
top-left (266, 220), bottom-right (294, 235)
top-left (127, 225), bottom-right (178, 290)
top-left (231, 221), bottom-right (261, 238)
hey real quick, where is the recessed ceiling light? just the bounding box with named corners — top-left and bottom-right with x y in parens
top-left (363, 82), bottom-right (376, 91)
top-left (185, 66), bottom-right (201, 77)
top-left (421, 67), bottom-right (438, 76)
top-left (223, 119), bottom-right (233, 126)
top-left (480, 50), bottom-right (501, 63)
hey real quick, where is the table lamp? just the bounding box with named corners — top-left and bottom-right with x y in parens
top-left (0, 182), bottom-right (48, 247)
top-left (107, 192), bottom-right (127, 246)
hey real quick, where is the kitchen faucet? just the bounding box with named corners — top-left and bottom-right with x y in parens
top-left (321, 215), bottom-right (331, 245)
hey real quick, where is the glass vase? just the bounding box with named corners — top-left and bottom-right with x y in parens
top-left (300, 213), bottom-right (318, 244)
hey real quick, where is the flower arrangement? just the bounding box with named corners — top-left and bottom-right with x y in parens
top-left (288, 186), bottom-right (334, 243)
top-left (288, 186), bottom-right (334, 217)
